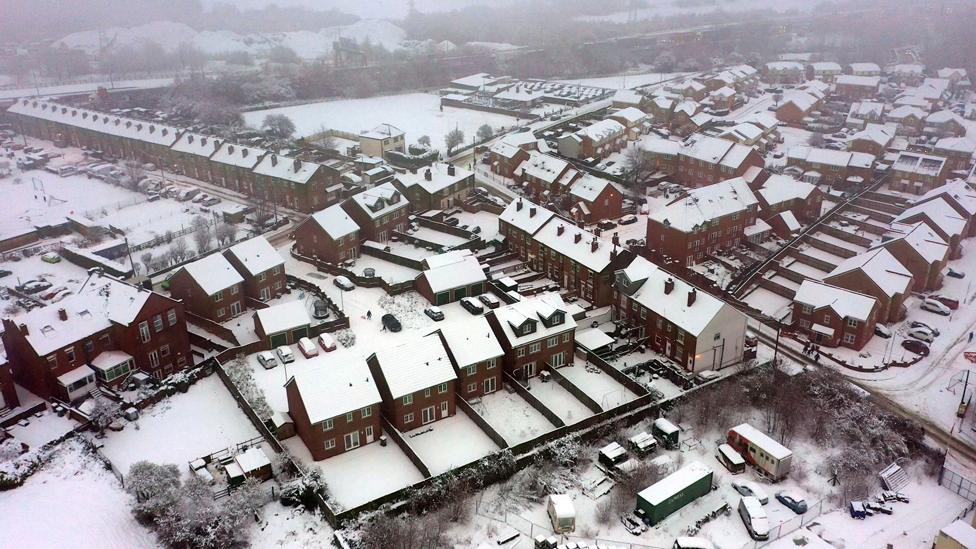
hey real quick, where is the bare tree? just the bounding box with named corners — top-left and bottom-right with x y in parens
top-left (191, 217), bottom-right (214, 253)
top-left (122, 160), bottom-right (146, 191)
top-left (215, 223), bottom-right (236, 246)
top-left (445, 128), bottom-right (465, 155)
top-left (140, 251), bottom-right (153, 273)
top-left (262, 114), bottom-right (296, 140)
top-left (418, 135), bottom-right (432, 148)
top-left (88, 397), bottom-right (116, 436)
top-left (623, 144), bottom-right (653, 201)
top-left (476, 124), bottom-right (494, 143)
top-left (169, 238), bottom-right (189, 263)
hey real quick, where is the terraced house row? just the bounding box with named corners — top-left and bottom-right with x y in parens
top-left (6, 98), bottom-right (342, 213)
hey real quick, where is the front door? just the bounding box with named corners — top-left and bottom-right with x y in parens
top-left (365, 425), bottom-right (374, 443)
top-left (439, 401), bottom-right (448, 418)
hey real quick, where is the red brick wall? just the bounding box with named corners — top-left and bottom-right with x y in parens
top-left (615, 290), bottom-right (699, 371)
top-left (792, 302), bottom-right (876, 350)
top-left (646, 206), bottom-right (757, 266)
top-left (293, 220), bottom-right (360, 264)
top-left (169, 269), bottom-right (244, 323)
top-left (0, 362), bottom-right (18, 408)
top-left (835, 84), bottom-right (877, 101)
top-left (286, 382), bottom-right (383, 461)
top-left (385, 383), bottom-right (457, 432)
top-left (342, 202), bottom-right (408, 243)
top-left (118, 294), bottom-right (193, 379)
top-left (224, 253), bottom-right (286, 302)
top-left (455, 357), bottom-right (503, 399)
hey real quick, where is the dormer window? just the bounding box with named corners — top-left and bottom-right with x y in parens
top-left (519, 321), bottom-right (537, 336)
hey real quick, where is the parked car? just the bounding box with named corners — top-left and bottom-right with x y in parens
top-left (738, 497), bottom-right (769, 540)
top-left (928, 294), bottom-right (959, 310)
top-left (907, 327), bottom-right (935, 342)
top-left (874, 324), bottom-right (892, 338)
top-left (257, 351), bottom-right (278, 369)
top-left (948, 268), bottom-right (966, 279)
top-left (478, 293), bottom-right (501, 309)
top-left (849, 501), bottom-right (867, 520)
top-left (775, 491), bottom-right (808, 514)
top-left (597, 220), bottom-right (616, 230)
top-left (40, 286), bottom-right (67, 300)
top-left (901, 339), bottom-right (930, 357)
top-left (202, 196), bottom-right (221, 206)
top-left (381, 313), bottom-right (402, 332)
top-left (317, 333), bottom-right (337, 352)
top-left (192, 193), bottom-right (208, 203)
top-left (0, 269), bottom-right (11, 278)
top-left (147, 193), bottom-right (161, 202)
top-left (312, 300), bottom-right (331, 319)
top-left (921, 298), bottom-right (951, 316)
top-left (298, 337), bottom-right (318, 358)
top-left (276, 346), bottom-right (295, 364)
top-left (40, 252), bottom-right (60, 263)
top-left (51, 290), bottom-right (73, 303)
top-left (333, 276), bottom-right (355, 291)
top-left (460, 297), bottom-right (485, 315)
top-left (443, 217), bottom-right (460, 226)
top-left (909, 321), bottom-right (939, 336)
top-left (732, 480), bottom-right (769, 504)
top-left (618, 214), bottom-right (638, 225)
top-left (424, 306), bottom-right (445, 321)
top-left (20, 280), bottom-right (52, 294)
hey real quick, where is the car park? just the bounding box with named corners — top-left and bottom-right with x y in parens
top-left (298, 337), bottom-right (319, 358)
top-left (424, 306), bottom-right (445, 321)
top-left (276, 346), bottom-right (295, 364)
top-left (906, 327), bottom-right (935, 342)
top-left (333, 276), bottom-right (355, 291)
top-left (257, 351), bottom-right (278, 369)
top-left (478, 293), bottom-right (501, 309)
top-left (317, 333), bottom-right (337, 352)
top-left (460, 297), bottom-right (485, 315)
top-left (312, 300), bottom-right (331, 319)
top-left (775, 491), bottom-right (808, 514)
top-left (381, 313), bottom-right (402, 332)
top-left (921, 298), bottom-right (951, 316)
top-left (901, 339), bottom-right (930, 356)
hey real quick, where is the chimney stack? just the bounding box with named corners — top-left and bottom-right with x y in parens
top-left (612, 232), bottom-right (620, 246)
top-left (557, 225), bottom-right (565, 236)
top-left (57, 308), bottom-right (68, 321)
top-left (665, 277), bottom-right (674, 294)
top-left (529, 206), bottom-right (537, 218)
top-left (574, 233), bottom-right (582, 244)
top-left (293, 158), bottom-right (302, 172)
top-left (270, 154), bottom-right (278, 167)
top-left (577, 219), bottom-right (584, 229)
top-left (516, 199), bottom-right (523, 211)
top-left (687, 288), bottom-right (697, 306)
top-left (611, 244), bottom-right (617, 259)
top-left (19, 323), bottom-right (28, 336)
top-left (424, 168), bottom-right (432, 181)
top-left (447, 164), bottom-right (455, 176)
top-left (594, 227), bottom-right (602, 237)
top-left (590, 238), bottom-right (599, 253)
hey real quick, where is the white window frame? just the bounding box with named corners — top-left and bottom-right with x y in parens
top-left (321, 418), bottom-right (334, 431)
top-left (139, 321), bottom-right (151, 343)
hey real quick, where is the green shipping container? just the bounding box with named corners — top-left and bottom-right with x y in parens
top-left (636, 461), bottom-right (713, 525)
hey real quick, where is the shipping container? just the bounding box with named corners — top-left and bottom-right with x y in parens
top-left (636, 461), bottom-right (713, 525)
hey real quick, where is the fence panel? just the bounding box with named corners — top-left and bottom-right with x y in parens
top-left (941, 465), bottom-right (976, 502)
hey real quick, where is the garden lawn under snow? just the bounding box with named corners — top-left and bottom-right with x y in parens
top-left (99, 375), bottom-right (260, 474)
top-left (404, 414), bottom-right (501, 476)
top-left (0, 439), bottom-right (157, 548)
top-left (470, 390), bottom-right (556, 445)
top-left (242, 93), bottom-right (524, 147)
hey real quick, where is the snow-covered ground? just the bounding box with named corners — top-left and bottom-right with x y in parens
top-left (99, 375), bottom-right (260, 474)
top-left (556, 72), bottom-right (691, 90)
top-left (0, 77), bottom-right (175, 100)
top-left (577, 0), bottom-right (814, 23)
top-left (405, 414), bottom-right (501, 475)
top-left (249, 501), bottom-right (334, 548)
top-left (5, 408), bottom-right (79, 449)
top-left (558, 362), bottom-right (639, 410)
top-left (242, 93), bottom-right (524, 147)
top-left (0, 439), bottom-right (157, 548)
top-left (523, 377), bottom-right (594, 425)
top-left (470, 390), bottom-right (556, 445)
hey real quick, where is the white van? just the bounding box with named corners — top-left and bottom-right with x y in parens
top-left (546, 494), bottom-right (575, 534)
top-left (738, 496), bottom-right (769, 540)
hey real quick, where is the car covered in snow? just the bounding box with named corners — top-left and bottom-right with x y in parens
top-left (312, 300), bottom-right (331, 319)
top-left (921, 298), bottom-right (951, 316)
top-left (424, 306), bottom-right (445, 321)
top-left (41, 252), bottom-right (61, 263)
top-left (333, 276), bottom-right (355, 291)
top-left (618, 214), bottom-right (638, 225)
top-left (275, 346), bottom-right (295, 364)
top-left (775, 490), bottom-right (808, 514)
top-left (478, 293), bottom-right (501, 309)
top-left (317, 333), bottom-right (337, 352)
top-left (927, 294), bottom-right (959, 310)
top-left (874, 324), bottom-right (892, 338)
top-left (460, 297), bottom-right (484, 315)
top-left (909, 321), bottom-right (939, 336)
top-left (731, 480), bottom-right (769, 504)
top-left (906, 327), bottom-right (935, 342)
top-left (297, 337), bottom-right (318, 358)
top-left (257, 351), bottom-right (278, 369)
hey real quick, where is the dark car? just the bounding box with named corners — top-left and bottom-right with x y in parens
top-left (928, 294), bottom-right (960, 310)
top-left (460, 297), bottom-right (485, 315)
top-left (0, 269), bottom-right (11, 278)
top-left (776, 491), bottom-right (808, 515)
top-left (909, 320), bottom-right (940, 336)
top-left (948, 268), bottom-right (966, 279)
top-left (597, 220), bottom-right (616, 230)
top-left (381, 313), bottom-right (402, 332)
top-left (312, 300), bottom-right (331, 319)
top-left (424, 306), bottom-right (444, 321)
top-left (443, 217), bottom-right (460, 226)
top-left (901, 339), bottom-right (930, 357)
top-left (20, 280), bottom-right (52, 294)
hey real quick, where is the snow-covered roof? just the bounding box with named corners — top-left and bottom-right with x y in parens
top-left (575, 327), bottom-right (614, 350)
top-left (574, 119), bottom-right (625, 144)
top-left (827, 248), bottom-right (913, 299)
top-left (612, 89), bottom-right (643, 106)
top-left (210, 142), bottom-right (266, 168)
top-left (310, 203), bottom-right (360, 240)
top-left (359, 123), bottom-right (404, 140)
top-left (649, 177), bottom-right (758, 233)
top-left (533, 219), bottom-right (615, 273)
top-left (927, 110), bottom-right (963, 125)
top-left (756, 174), bottom-right (816, 206)
top-left (877, 222), bottom-right (949, 264)
top-left (887, 105), bottom-right (926, 121)
top-left (675, 100), bottom-right (699, 117)
top-left (254, 300), bottom-right (310, 335)
top-left (889, 63), bottom-right (925, 75)
top-left (348, 182), bottom-right (409, 220)
top-left (493, 88), bottom-right (544, 102)
top-left (730, 423), bottom-right (792, 460)
top-left (90, 350), bottom-right (133, 373)
top-left (682, 135), bottom-right (734, 163)
top-left (396, 162), bottom-right (472, 195)
top-left (780, 91), bottom-right (819, 112)
top-left (234, 447), bottom-right (270, 473)
top-left (225, 236), bottom-right (283, 277)
top-left (253, 154), bottom-right (321, 184)
top-left (793, 280), bottom-right (877, 322)
top-left (741, 111), bottom-right (779, 131)
top-left (609, 107), bottom-right (648, 125)
top-left (849, 124), bottom-right (894, 147)
top-left (57, 365), bottom-right (96, 387)
top-left (849, 62), bottom-right (881, 73)
top-left (451, 72), bottom-right (505, 89)
top-left (789, 146), bottom-right (874, 169)
top-left (436, 315), bottom-right (503, 367)
top-left (935, 137), bottom-right (976, 155)
top-left (770, 211), bottom-right (800, 233)
top-left (493, 293), bottom-right (577, 347)
top-left (640, 136), bottom-right (681, 156)
top-left (895, 197), bottom-right (967, 237)
top-left (941, 520), bottom-right (976, 548)
top-left (620, 256), bottom-right (734, 337)
top-left (848, 101), bottom-right (885, 119)
top-left (917, 179), bottom-right (976, 215)
top-left (516, 151), bottom-right (574, 186)
top-left (372, 334), bottom-right (457, 399)
top-left (766, 61), bottom-right (804, 72)
top-left (811, 62), bottom-right (841, 72)
top-left (835, 74), bottom-right (880, 88)
top-left (720, 123), bottom-right (763, 143)
top-left (287, 361), bottom-right (380, 424)
top-left (570, 173), bottom-right (613, 203)
top-left (180, 253), bottom-right (243, 296)
top-left (892, 151), bottom-right (947, 176)
top-left (499, 198), bottom-right (555, 236)
top-left (171, 132), bottom-right (222, 158)
top-left (637, 461), bottom-right (712, 506)
top-left (489, 139), bottom-right (523, 160)
top-left (7, 99), bottom-right (182, 146)
top-left (420, 252), bottom-right (486, 294)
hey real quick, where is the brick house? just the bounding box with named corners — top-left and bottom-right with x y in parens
top-left (169, 132), bottom-right (221, 182)
top-left (1, 272), bottom-right (192, 401)
top-left (889, 151), bottom-right (949, 195)
top-left (641, 138), bottom-right (681, 173)
top-left (886, 106), bottom-right (927, 136)
top-left (0, 359), bottom-right (18, 410)
top-left (342, 182), bottom-right (410, 243)
top-left (358, 124), bottom-right (405, 159)
top-left (531, 218), bottom-right (634, 306)
top-left (646, 96), bottom-right (676, 123)
top-left (914, 179), bottom-right (976, 235)
top-left (224, 236), bottom-right (285, 302)
top-left (849, 63), bottom-right (882, 77)
top-left (668, 100), bottom-right (702, 137)
top-left (754, 174), bottom-right (824, 223)
top-left (514, 152), bottom-right (581, 201)
top-left (366, 335), bottom-right (457, 432)
top-left (558, 119), bottom-right (627, 161)
top-left (834, 75), bottom-right (881, 101)
top-left (894, 198), bottom-right (969, 259)
top-left (498, 199), bottom-right (556, 261)
top-left (887, 64), bottom-right (926, 86)
top-left (415, 251), bottom-right (487, 305)
top-left (776, 91), bottom-right (820, 124)
top-left (293, 203), bottom-right (361, 263)
top-left (487, 293), bottom-right (577, 380)
top-left (872, 222), bottom-right (949, 291)
top-left (209, 143), bottom-right (266, 194)
top-left (675, 136), bottom-right (764, 188)
top-left (487, 139), bottom-right (532, 179)
top-left (614, 256), bottom-right (747, 373)
top-left (608, 107), bottom-right (649, 140)
top-left (808, 62), bottom-right (842, 82)
top-left (169, 253), bottom-right (245, 323)
top-left (665, 79), bottom-right (708, 101)
top-left (252, 154), bottom-right (342, 213)
top-left (286, 362), bottom-right (382, 460)
top-left (925, 111), bottom-right (967, 137)
top-left (436, 315), bottom-right (504, 400)
top-left (845, 102), bottom-right (886, 130)
top-left (763, 62), bottom-right (806, 84)
top-left (646, 177), bottom-right (759, 266)
top-left (823, 248), bottom-right (914, 324)
top-left (848, 124), bottom-right (895, 157)
top-left (569, 173), bottom-right (623, 223)
top-left (933, 138), bottom-right (976, 175)
top-left (393, 162), bottom-right (474, 210)
top-left (253, 301), bottom-right (311, 347)
top-left (793, 280), bottom-right (878, 350)
top-left (786, 146), bottom-right (875, 188)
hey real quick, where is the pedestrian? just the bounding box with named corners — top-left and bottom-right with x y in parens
top-left (969, 331), bottom-right (973, 343)
top-left (366, 310), bottom-right (372, 320)
top-left (815, 352), bottom-right (821, 363)
top-left (803, 342), bottom-right (810, 354)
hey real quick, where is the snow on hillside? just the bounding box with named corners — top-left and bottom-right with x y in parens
top-left (577, 0), bottom-right (817, 23)
top-left (54, 19), bottom-right (407, 59)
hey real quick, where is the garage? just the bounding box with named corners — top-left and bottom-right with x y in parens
top-left (253, 301), bottom-right (312, 347)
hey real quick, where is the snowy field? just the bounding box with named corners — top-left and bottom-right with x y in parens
top-left (249, 501), bottom-right (334, 548)
top-left (0, 440), bottom-right (157, 549)
top-left (471, 390), bottom-right (556, 445)
top-left (556, 71), bottom-right (690, 90)
top-left (405, 414), bottom-right (501, 476)
top-left (242, 93), bottom-right (524, 147)
top-left (577, 0), bottom-right (815, 22)
top-left (100, 376), bottom-right (260, 474)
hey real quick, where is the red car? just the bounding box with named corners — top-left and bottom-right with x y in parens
top-left (928, 295), bottom-right (959, 310)
top-left (901, 339), bottom-right (930, 357)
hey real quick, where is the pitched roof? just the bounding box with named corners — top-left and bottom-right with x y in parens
top-left (180, 253), bottom-right (243, 296)
top-left (756, 174), bottom-right (816, 206)
top-left (835, 74), bottom-right (880, 87)
top-left (437, 315), bottom-right (503, 367)
top-left (874, 222), bottom-right (949, 264)
top-left (650, 177), bottom-right (758, 233)
top-left (516, 151), bottom-right (574, 186)
top-left (420, 252), bottom-right (486, 294)
top-left (310, 203), bottom-right (360, 239)
top-left (253, 154), bottom-right (320, 184)
top-left (499, 198), bottom-right (556, 236)
top-left (225, 236), bottom-right (284, 277)
top-left (895, 197), bottom-right (968, 237)
top-left (287, 362), bottom-right (381, 424)
top-left (396, 162), bottom-right (472, 195)
top-left (348, 182), bottom-right (409, 220)
top-left (372, 334), bottom-right (457, 399)
top-left (794, 280), bottom-right (877, 322)
top-left (826, 248), bottom-right (913, 298)
top-left (171, 132), bottom-right (222, 158)
top-left (254, 301), bottom-right (310, 335)
top-left (211, 142), bottom-right (266, 169)
top-left (533, 218), bottom-right (616, 273)
top-left (570, 173), bottom-right (613, 202)
top-left (492, 293), bottom-right (577, 347)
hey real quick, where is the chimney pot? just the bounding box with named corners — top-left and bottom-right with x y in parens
top-left (574, 233), bottom-right (582, 243)
top-left (447, 164), bottom-right (455, 176)
top-left (57, 308), bottom-right (68, 321)
top-left (529, 206), bottom-right (537, 218)
top-left (590, 239), bottom-right (599, 253)
top-left (557, 225), bottom-right (565, 236)
top-left (577, 219), bottom-right (584, 228)
top-left (665, 277), bottom-right (675, 294)
top-left (294, 158), bottom-right (302, 172)
top-left (271, 154), bottom-right (277, 166)
top-left (424, 168), bottom-right (432, 181)
top-left (516, 199), bottom-right (523, 211)
top-left (19, 323), bottom-right (28, 336)
top-left (687, 288), bottom-right (697, 306)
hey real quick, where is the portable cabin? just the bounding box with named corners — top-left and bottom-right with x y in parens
top-left (653, 418), bottom-right (680, 449)
top-left (635, 462), bottom-right (713, 525)
top-left (598, 441), bottom-right (628, 468)
top-left (546, 494), bottom-right (576, 533)
top-left (716, 443), bottom-right (746, 474)
top-left (727, 423), bottom-right (793, 480)
top-left (629, 431), bottom-right (658, 456)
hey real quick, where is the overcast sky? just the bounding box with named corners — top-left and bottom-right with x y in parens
top-left (202, 0), bottom-right (504, 19)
